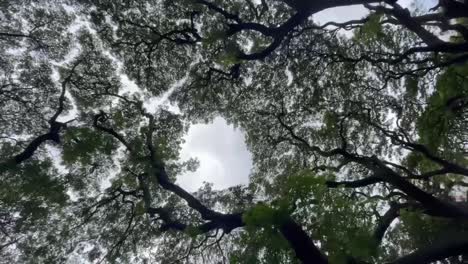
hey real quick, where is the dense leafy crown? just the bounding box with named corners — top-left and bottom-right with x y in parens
top-left (1, 0), bottom-right (468, 263)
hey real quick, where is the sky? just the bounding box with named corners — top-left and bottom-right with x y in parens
top-left (177, 117), bottom-right (252, 192)
top-left (175, 0), bottom-right (436, 191)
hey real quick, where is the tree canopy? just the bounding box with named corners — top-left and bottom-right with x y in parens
top-left (1, 0), bottom-right (468, 263)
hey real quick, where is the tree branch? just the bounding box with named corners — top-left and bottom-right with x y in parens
top-left (389, 233), bottom-right (468, 264)
top-left (373, 202), bottom-right (407, 246)
top-left (279, 217), bottom-right (328, 264)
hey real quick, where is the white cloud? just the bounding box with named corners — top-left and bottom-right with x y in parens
top-left (313, 5), bottom-right (368, 25)
top-left (177, 117), bottom-right (252, 192)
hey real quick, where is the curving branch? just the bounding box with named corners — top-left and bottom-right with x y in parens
top-left (365, 117), bottom-right (468, 177)
top-left (389, 233), bottom-right (468, 264)
top-left (275, 111), bottom-right (468, 218)
top-left (373, 202), bottom-right (407, 246)
top-left (93, 111), bottom-right (134, 153)
top-left (279, 217), bottom-right (328, 264)
top-left (0, 60), bottom-right (81, 173)
top-left (94, 107), bottom-right (329, 263)
top-left (192, 0), bottom-right (468, 65)
top-left (369, 3), bottom-right (443, 46)
top-left (194, 0), bottom-right (382, 60)
top-left (326, 175), bottom-right (382, 188)
top-left (141, 112), bottom-right (328, 263)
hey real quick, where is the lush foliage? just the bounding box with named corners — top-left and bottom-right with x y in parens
top-left (1, 0), bottom-right (468, 263)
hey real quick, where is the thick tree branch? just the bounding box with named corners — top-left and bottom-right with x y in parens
top-left (374, 3), bottom-right (443, 46)
top-left (275, 114), bottom-right (468, 218)
top-left (196, 0), bottom-right (381, 61)
top-left (366, 118), bottom-right (468, 177)
top-left (279, 217), bottom-right (328, 264)
top-left (326, 175), bottom-right (382, 188)
top-left (389, 233), bottom-right (468, 264)
top-left (0, 61), bottom-right (81, 172)
top-left (373, 202), bottom-right (407, 246)
top-left (93, 112), bottom-right (134, 153)
top-left (137, 110), bottom-right (327, 263)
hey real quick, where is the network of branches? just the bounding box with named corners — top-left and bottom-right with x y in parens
top-left (0, 0), bottom-right (468, 263)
